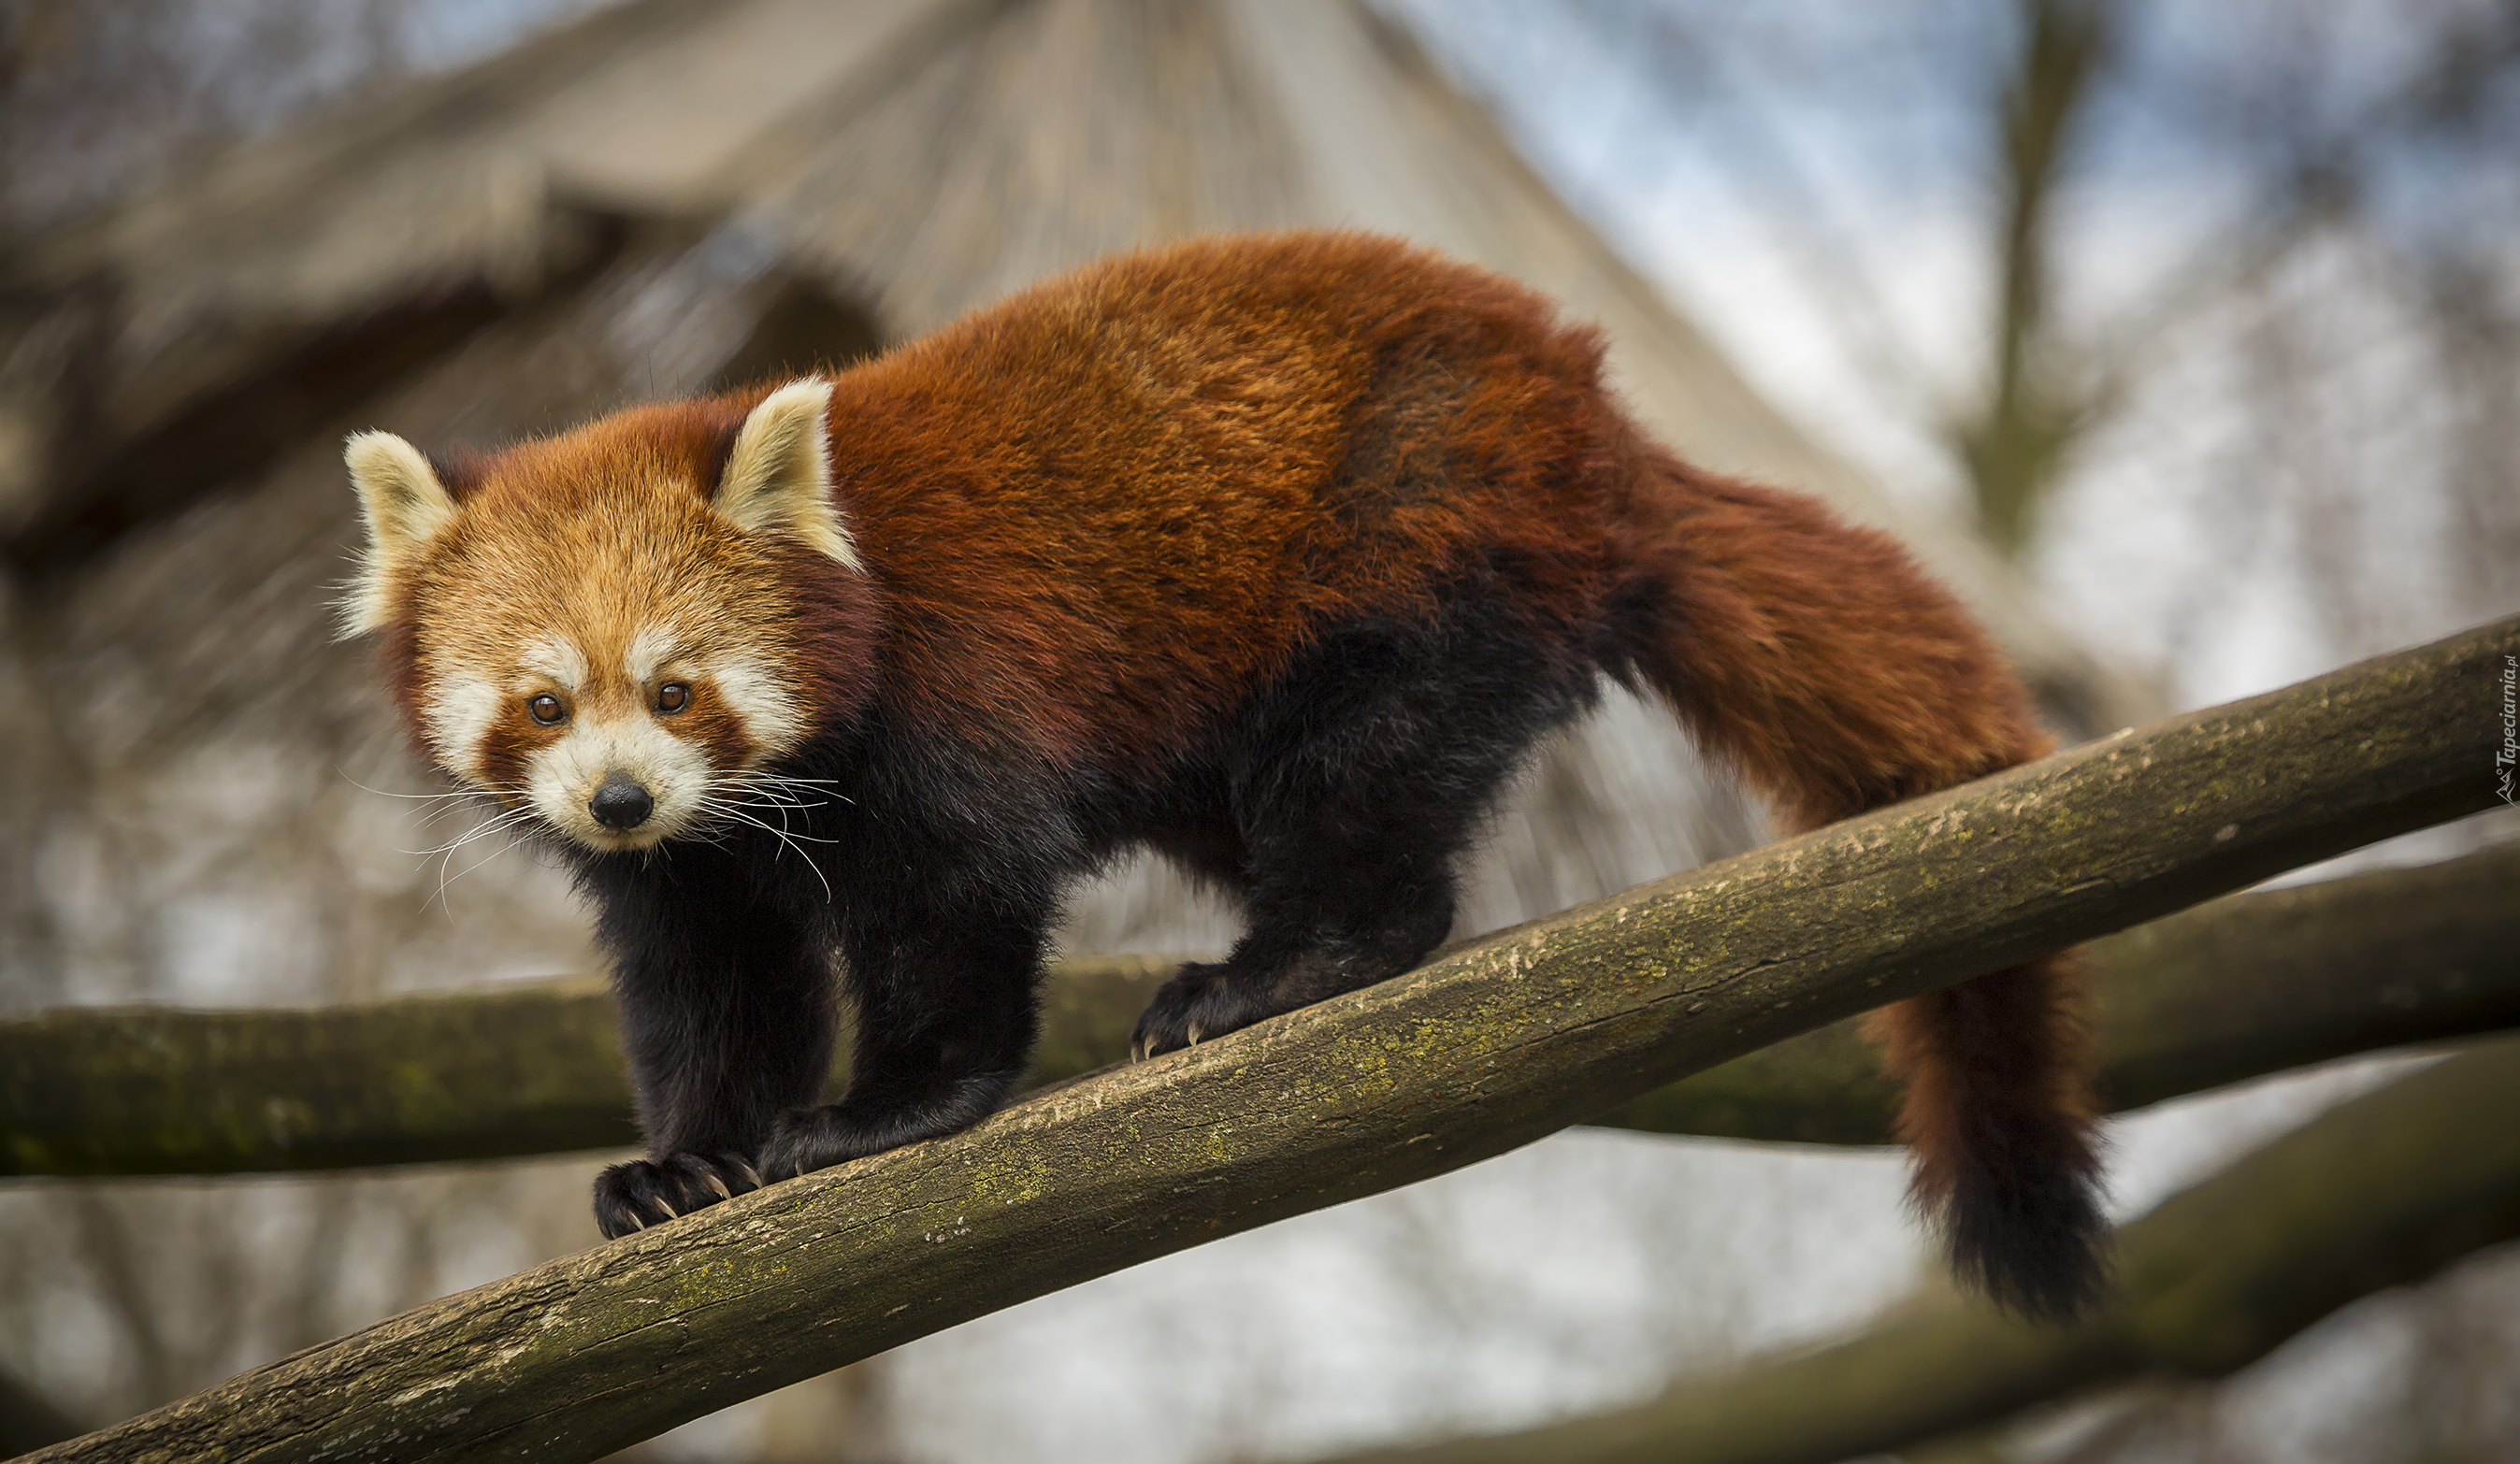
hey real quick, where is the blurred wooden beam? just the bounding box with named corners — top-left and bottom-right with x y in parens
top-left (22, 615), bottom-right (2513, 1464)
top-left (6, 842), bottom-right (2515, 1177)
top-left (0, 0), bottom-right (978, 571)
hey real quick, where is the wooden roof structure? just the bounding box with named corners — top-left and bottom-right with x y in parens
top-left (0, 0), bottom-right (2153, 969)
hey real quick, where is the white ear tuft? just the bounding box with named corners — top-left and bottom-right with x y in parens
top-left (339, 430), bottom-right (457, 639)
top-left (714, 378), bottom-right (861, 571)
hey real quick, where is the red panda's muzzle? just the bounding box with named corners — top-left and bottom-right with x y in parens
top-left (589, 773), bottom-right (655, 830)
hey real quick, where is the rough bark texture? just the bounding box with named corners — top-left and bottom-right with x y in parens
top-left (1333, 1038), bottom-right (2520, 1464)
top-left (22, 615), bottom-right (2514, 1463)
top-left (0, 981), bottom-right (635, 1177)
top-left (0, 959), bottom-right (1192, 1176)
top-left (7, 846), bottom-right (2513, 1175)
top-left (1600, 836), bottom-right (2520, 1142)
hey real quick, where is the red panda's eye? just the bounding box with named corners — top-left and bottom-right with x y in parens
top-left (655, 682), bottom-right (689, 715)
top-left (527, 694), bottom-right (566, 725)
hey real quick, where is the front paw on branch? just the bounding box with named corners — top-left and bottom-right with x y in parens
top-left (759, 1103), bottom-right (917, 1181)
top-left (593, 1152), bottom-right (762, 1239)
top-left (1130, 961), bottom-right (1265, 1059)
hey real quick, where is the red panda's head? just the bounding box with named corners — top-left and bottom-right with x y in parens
top-left (340, 380), bottom-right (879, 854)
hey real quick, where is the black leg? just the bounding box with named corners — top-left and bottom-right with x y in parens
top-left (1131, 597), bottom-right (1587, 1057)
top-left (1131, 858), bottom-right (1457, 1058)
top-left (580, 855), bottom-right (840, 1239)
top-left (758, 900), bottom-right (1046, 1181)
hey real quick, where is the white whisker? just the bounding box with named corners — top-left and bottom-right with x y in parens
top-left (413, 797), bottom-right (545, 915)
top-left (695, 800), bottom-right (836, 902)
top-left (338, 767), bottom-right (477, 804)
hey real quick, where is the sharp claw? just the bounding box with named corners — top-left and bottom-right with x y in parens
top-left (704, 1172), bottom-right (733, 1201)
top-left (627, 1213), bottom-right (647, 1232)
top-left (651, 1198), bottom-right (679, 1221)
top-left (732, 1158), bottom-right (762, 1188)
top-left (1186, 1023), bottom-right (1203, 1045)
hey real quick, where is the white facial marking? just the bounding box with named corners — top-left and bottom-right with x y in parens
top-left (426, 624), bottom-right (814, 851)
top-left (425, 671), bottom-right (508, 784)
top-left (522, 635), bottom-right (586, 691)
top-left (525, 710), bottom-right (713, 851)
top-left (709, 651), bottom-right (808, 760)
top-left (626, 625), bottom-right (679, 687)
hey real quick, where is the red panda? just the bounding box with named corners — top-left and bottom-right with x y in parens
top-left (343, 230), bottom-right (2103, 1318)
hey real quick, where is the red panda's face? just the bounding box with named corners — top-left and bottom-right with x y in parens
top-left (342, 380), bottom-right (872, 854)
top-left (400, 505), bottom-right (816, 852)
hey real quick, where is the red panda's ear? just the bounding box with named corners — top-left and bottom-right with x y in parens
top-left (714, 378), bottom-right (862, 572)
top-left (340, 430), bottom-right (456, 639)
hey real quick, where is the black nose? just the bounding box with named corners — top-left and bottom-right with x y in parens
top-left (589, 773), bottom-right (654, 830)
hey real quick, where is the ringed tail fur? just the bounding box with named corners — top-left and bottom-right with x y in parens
top-left (1618, 447), bottom-right (2107, 1322)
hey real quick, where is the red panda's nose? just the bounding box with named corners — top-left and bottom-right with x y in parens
top-left (590, 772), bottom-right (654, 830)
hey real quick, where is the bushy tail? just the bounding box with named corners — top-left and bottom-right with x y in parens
top-left (1618, 450), bottom-right (2106, 1321)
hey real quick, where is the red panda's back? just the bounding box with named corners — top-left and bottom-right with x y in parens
top-left (824, 231), bottom-right (1634, 765)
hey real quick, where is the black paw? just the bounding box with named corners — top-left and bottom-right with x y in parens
top-left (593, 1152), bottom-right (761, 1240)
top-left (1130, 961), bottom-right (1272, 1059)
top-left (759, 1104), bottom-right (897, 1182)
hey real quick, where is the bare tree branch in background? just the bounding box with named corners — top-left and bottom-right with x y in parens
top-left (7, 842), bottom-right (2516, 1175)
top-left (1562, 0), bottom-right (2125, 553)
top-left (1952, 0), bottom-right (2109, 554)
top-left (19, 614), bottom-right (2513, 1464)
top-left (1570, 0), bottom-right (2520, 596)
top-left (1318, 1040), bottom-right (2520, 1464)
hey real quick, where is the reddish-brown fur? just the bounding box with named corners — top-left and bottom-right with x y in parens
top-left (805, 238), bottom-right (2097, 1283)
top-left (805, 236), bottom-right (1622, 761)
top-left (1619, 451), bottom-right (2098, 1306)
top-left (379, 232), bottom-right (2099, 1308)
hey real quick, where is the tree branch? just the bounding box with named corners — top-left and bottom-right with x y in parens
top-left (1606, 835), bottom-right (2520, 1142)
top-left (1331, 1037), bottom-right (2520, 1464)
top-left (0, 958), bottom-right (1191, 1176)
top-left (23, 614), bottom-right (2513, 1463)
top-left (8, 843), bottom-right (2515, 1175)
top-left (1956, 0), bottom-right (2115, 554)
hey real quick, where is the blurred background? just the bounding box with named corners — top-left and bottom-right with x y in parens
top-left (0, 0), bottom-right (2515, 1459)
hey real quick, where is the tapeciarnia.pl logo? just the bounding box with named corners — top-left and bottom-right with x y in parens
top-left (2499, 653), bottom-right (2517, 806)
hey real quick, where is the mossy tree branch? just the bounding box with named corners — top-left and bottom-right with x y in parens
top-left (24, 615), bottom-right (2516, 1463)
top-left (1601, 837), bottom-right (2520, 1142)
top-left (7, 843), bottom-right (2517, 1176)
top-left (1331, 1037), bottom-right (2520, 1464)
top-left (0, 957), bottom-right (1172, 1178)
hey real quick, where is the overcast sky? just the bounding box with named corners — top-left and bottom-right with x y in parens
top-left (1396, 0), bottom-right (2520, 712)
